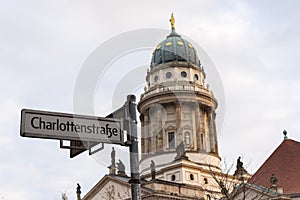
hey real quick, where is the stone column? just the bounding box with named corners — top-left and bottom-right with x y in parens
top-left (175, 101), bottom-right (182, 146)
top-left (144, 113), bottom-right (149, 154)
top-left (199, 107), bottom-right (206, 151)
top-left (212, 110), bottom-right (219, 154)
top-left (204, 109), bottom-right (210, 151)
top-left (208, 109), bottom-right (214, 153)
top-left (196, 105), bottom-right (202, 151)
top-left (191, 103), bottom-right (197, 151)
top-left (208, 109), bottom-right (218, 154)
top-left (157, 107), bottom-right (163, 151)
top-left (140, 114), bottom-right (145, 154)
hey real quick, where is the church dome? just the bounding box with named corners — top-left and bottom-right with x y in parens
top-left (151, 15), bottom-right (201, 68)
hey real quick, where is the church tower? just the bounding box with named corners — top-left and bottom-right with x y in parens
top-left (138, 14), bottom-right (221, 187)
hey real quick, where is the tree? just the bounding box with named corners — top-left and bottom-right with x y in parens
top-left (207, 158), bottom-right (276, 200)
top-left (100, 184), bottom-right (130, 200)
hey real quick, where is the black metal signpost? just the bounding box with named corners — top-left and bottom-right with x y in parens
top-left (124, 95), bottom-right (141, 200)
top-left (20, 94), bottom-right (141, 200)
top-left (106, 95), bottom-right (141, 200)
top-left (107, 95), bottom-right (141, 200)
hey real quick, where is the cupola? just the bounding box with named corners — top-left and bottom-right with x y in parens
top-left (151, 14), bottom-right (201, 68)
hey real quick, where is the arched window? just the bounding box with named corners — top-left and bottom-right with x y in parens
top-left (194, 74), bottom-right (199, 81)
top-left (168, 132), bottom-right (175, 149)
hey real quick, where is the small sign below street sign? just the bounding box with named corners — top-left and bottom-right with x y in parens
top-left (61, 140), bottom-right (99, 158)
top-left (20, 109), bottom-right (123, 145)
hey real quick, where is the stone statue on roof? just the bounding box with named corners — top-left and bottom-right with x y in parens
top-left (234, 156), bottom-right (248, 178)
top-left (175, 141), bottom-right (188, 160)
top-left (117, 159), bottom-right (126, 176)
top-left (111, 147), bottom-right (116, 166)
top-left (76, 183), bottom-right (81, 200)
top-left (237, 157), bottom-right (243, 169)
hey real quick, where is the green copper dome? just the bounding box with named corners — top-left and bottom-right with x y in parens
top-left (150, 29), bottom-right (201, 68)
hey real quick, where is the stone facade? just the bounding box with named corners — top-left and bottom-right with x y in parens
top-left (82, 15), bottom-right (238, 200)
top-left (136, 15), bottom-right (223, 199)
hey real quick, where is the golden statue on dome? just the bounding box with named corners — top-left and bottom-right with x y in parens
top-left (169, 13), bottom-right (175, 29)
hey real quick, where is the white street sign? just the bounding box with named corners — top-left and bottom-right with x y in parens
top-left (20, 109), bottom-right (123, 145)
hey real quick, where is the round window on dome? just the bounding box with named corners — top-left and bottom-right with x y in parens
top-left (165, 42), bottom-right (172, 47)
top-left (194, 74), bottom-right (199, 81)
top-left (156, 44), bottom-right (161, 49)
top-left (181, 71), bottom-right (187, 78)
top-left (154, 76), bottom-right (159, 82)
top-left (188, 43), bottom-right (193, 48)
top-left (166, 72), bottom-right (172, 79)
top-left (177, 41), bottom-right (184, 46)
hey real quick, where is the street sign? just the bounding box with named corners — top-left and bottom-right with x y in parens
top-left (20, 109), bottom-right (124, 145)
top-left (20, 95), bottom-right (141, 200)
top-left (68, 106), bottom-right (128, 158)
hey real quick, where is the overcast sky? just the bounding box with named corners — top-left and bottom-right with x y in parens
top-left (1, 0), bottom-right (300, 199)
